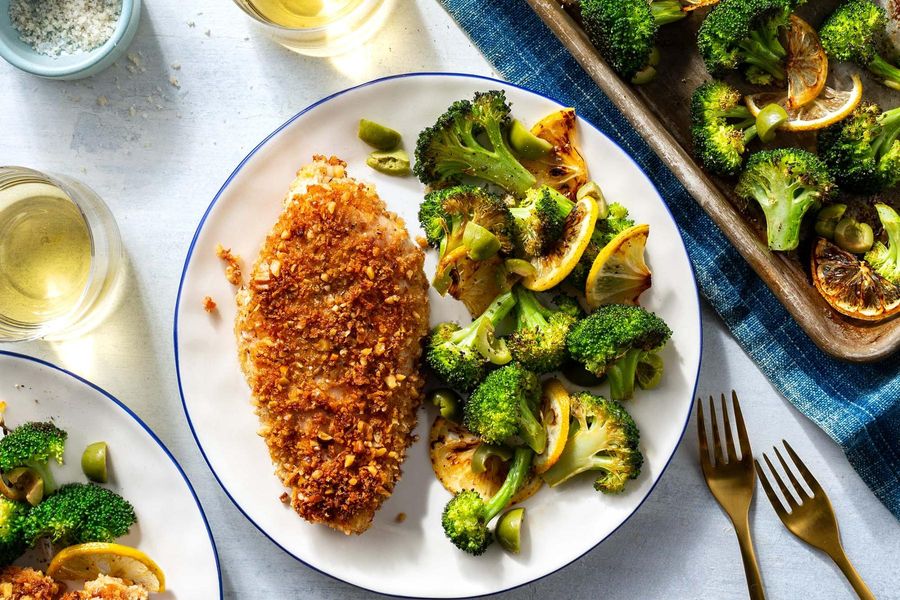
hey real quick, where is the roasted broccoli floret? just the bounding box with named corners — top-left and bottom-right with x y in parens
top-left (509, 186), bottom-right (572, 257)
top-left (565, 202), bottom-right (635, 290)
top-left (865, 203), bottom-right (900, 285)
top-left (820, 0), bottom-right (900, 91)
top-left (542, 392), bottom-right (643, 493)
top-left (507, 286), bottom-right (577, 373)
top-left (0, 497), bottom-right (27, 566)
top-left (0, 422), bottom-right (67, 495)
top-left (465, 363), bottom-right (547, 454)
top-left (441, 446), bottom-right (532, 555)
top-left (697, 0), bottom-right (795, 85)
top-left (414, 91), bottom-right (536, 196)
top-left (420, 185), bottom-right (515, 295)
top-left (736, 148), bottom-right (834, 251)
top-left (426, 291), bottom-right (517, 392)
top-left (818, 103), bottom-right (900, 195)
top-left (566, 304), bottom-right (672, 401)
top-left (23, 483), bottom-right (136, 547)
top-left (580, 0), bottom-right (687, 83)
top-left (691, 80), bottom-right (758, 176)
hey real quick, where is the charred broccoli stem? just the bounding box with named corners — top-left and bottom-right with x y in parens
top-left (691, 80), bottom-right (758, 177)
top-left (820, 0), bottom-right (900, 91)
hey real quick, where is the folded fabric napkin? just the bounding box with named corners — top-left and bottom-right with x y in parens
top-left (437, 0), bottom-right (900, 519)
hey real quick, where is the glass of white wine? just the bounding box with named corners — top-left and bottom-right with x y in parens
top-left (232, 0), bottom-right (394, 56)
top-left (0, 167), bottom-right (124, 342)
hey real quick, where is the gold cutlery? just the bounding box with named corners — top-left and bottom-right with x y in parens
top-left (756, 441), bottom-right (875, 600)
top-left (698, 391), bottom-right (765, 600)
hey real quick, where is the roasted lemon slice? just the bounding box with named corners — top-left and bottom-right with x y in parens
top-left (534, 379), bottom-right (571, 475)
top-left (585, 224), bottom-right (651, 310)
top-left (48, 543), bottom-right (165, 592)
top-left (521, 108), bottom-right (589, 201)
top-left (522, 197), bottom-right (598, 292)
top-left (786, 15), bottom-right (828, 109)
top-left (811, 238), bottom-right (900, 321)
top-left (745, 74), bottom-right (862, 132)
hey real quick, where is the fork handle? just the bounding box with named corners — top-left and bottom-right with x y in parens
top-left (734, 518), bottom-right (766, 600)
top-left (827, 547), bottom-right (875, 600)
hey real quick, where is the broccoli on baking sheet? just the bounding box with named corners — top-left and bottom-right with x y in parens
top-left (865, 203), bottom-right (900, 285)
top-left (819, 0), bottom-right (900, 91)
top-left (691, 80), bottom-right (759, 177)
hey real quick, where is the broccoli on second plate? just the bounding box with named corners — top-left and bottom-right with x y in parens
top-left (818, 103), bottom-right (900, 195)
top-left (566, 304), bottom-right (672, 401)
top-left (819, 0), bottom-right (900, 91)
top-left (509, 186), bottom-right (572, 257)
top-left (507, 285), bottom-right (577, 373)
top-left (736, 148), bottom-right (834, 251)
top-left (465, 363), bottom-right (546, 454)
top-left (580, 0), bottom-right (687, 83)
top-left (0, 497), bottom-right (27, 566)
top-left (691, 80), bottom-right (758, 177)
top-left (413, 91), bottom-right (536, 196)
top-left (0, 421), bottom-right (67, 495)
top-left (697, 0), bottom-right (796, 85)
top-left (22, 483), bottom-right (136, 547)
top-left (865, 203), bottom-right (900, 285)
top-left (542, 392), bottom-right (643, 494)
top-left (441, 446), bottom-right (533, 555)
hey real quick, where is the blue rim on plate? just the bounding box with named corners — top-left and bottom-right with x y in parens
top-left (173, 72), bottom-right (703, 599)
top-left (0, 350), bottom-right (223, 598)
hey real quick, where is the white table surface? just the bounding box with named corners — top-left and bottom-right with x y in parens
top-left (1, 2), bottom-right (898, 599)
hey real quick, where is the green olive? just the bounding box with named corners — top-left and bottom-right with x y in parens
top-left (814, 204), bottom-right (847, 240)
top-left (358, 119), bottom-right (402, 151)
top-left (636, 352), bottom-right (664, 390)
top-left (647, 47), bottom-right (661, 67)
top-left (365, 149), bottom-right (410, 176)
top-left (470, 443), bottom-right (513, 474)
top-left (463, 221), bottom-right (501, 260)
top-left (834, 218), bottom-right (875, 254)
top-left (504, 258), bottom-right (537, 278)
top-left (576, 181), bottom-right (608, 219)
top-left (82, 441), bottom-right (108, 483)
top-left (429, 389), bottom-right (462, 423)
top-left (509, 120), bottom-right (553, 160)
top-left (6, 468), bottom-right (43, 506)
top-left (756, 103), bottom-right (789, 143)
top-left (496, 507), bottom-right (526, 554)
top-left (630, 65), bottom-right (657, 85)
top-left (473, 318), bottom-right (511, 365)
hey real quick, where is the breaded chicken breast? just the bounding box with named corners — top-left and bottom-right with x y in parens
top-left (60, 575), bottom-right (148, 600)
top-left (235, 156), bottom-right (429, 534)
top-left (0, 566), bottom-right (60, 600)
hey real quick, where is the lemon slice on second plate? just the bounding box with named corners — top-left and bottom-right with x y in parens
top-left (522, 196), bottom-right (598, 292)
top-left (746, 74), bottom-right (862, 132)
top-left (48, 543), bottom-right (165, 593)
top-left (585, 224), bottom-right (651, 310)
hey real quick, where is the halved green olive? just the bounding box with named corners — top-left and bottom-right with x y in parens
top-left (358, 119), bottom-right (402, 151)
top-left (834, 218), bottom-right (874, 254)
top-left (814, 204), bottom-right (847, 240)
top-left (576, 181), bottom-right (608, 219)
top-left (429, 389), bottom-right (462, 424)
top-left (470, 443), bottom-right (513, 474)
top-left (647, 47), bottom-right (661, 67)
top-left (473, 318), bottom-right (511, 365)
top-left (505, 258), bottom-right (537, 278)
top-left (6, 468), bottom-right (43, 506)
top-left (82, 441), bottom-right (108, 483)
top-left (756, 104), bottom-right (789, 143)
top-left (463, 221), bottom-right (501, 260)
top-left (631, 65), bottom-right (657, 85)
top-left (636, 352), bottom-right (664, 390)
top-left (365, 149), bottom-right (410, 176)
top-left (496, 507), bottom-right (526, 554)
top-left (509, 120), bottom-right (553, 160)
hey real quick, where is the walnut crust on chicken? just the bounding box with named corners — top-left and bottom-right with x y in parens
top-left (60, 574), bottom-right (149, 600)
top-left (0, 566), bottom-right (60, 600)
top-left (234, 156), bottom-right (430, 535)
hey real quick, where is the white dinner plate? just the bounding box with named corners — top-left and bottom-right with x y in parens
top-left (175, 73), bottom-right (701, 598)
top-left (0, 351), bottom-right (220, 598)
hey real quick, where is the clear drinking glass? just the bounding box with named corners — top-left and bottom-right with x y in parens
top-left (0, 166), bottom-right (124, 342)
top-left (232, 0), bottom-right (394, 56)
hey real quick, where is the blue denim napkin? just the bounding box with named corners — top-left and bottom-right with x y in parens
top-left (437, 0), bottom-right (900, 519)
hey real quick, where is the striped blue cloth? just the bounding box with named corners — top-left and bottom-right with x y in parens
top-left (438, 0), bottom-right (900, 519)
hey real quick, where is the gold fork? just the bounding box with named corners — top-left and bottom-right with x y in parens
top-left (756, 441), bottom-right (875, 600)
top-left (698, 391), bottom-right (765, 600)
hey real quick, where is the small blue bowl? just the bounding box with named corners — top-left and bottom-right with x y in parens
top-left (0, 0), bottom-right (141, 80)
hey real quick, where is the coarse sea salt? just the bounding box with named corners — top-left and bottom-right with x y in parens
top-left (9, 0), bottom-right (121, 58)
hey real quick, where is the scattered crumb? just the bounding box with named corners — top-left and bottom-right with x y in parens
top-left (216, 244), bottom-right (243, 286)
top-left (171, 62), bottom-right (181, 70)
top-left (415, 236), bottom-right (428, 249)
top-left (394, 512), bottom-right (406, 523)
top-left (279, 492), bottom-right (290, 504)
top-left (96, 95), bottom-right (109, 107)
top-left (128, 105), bottom-right (137, 117)
top-left (202, 296), bottom-right (217, 313)
top-left (204, 29), bottom-right (211, 37)
top-left (169, 75), bottom-right (180, 89)
top-left (187, 21), bottom-right (195, 27)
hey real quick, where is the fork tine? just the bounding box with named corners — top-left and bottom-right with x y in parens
top-left (731, 390), bottom-right (751, 461)
top-left (783, 440), bottom-right (824, 495)
top-left (764, 453), bottom-right (799, 509)
top-left (697, 398), bottom-right (709, 467)
top-left (709, 396), bottom-right (724, 465)
top-left (756, 458), bottom-right (788, 518)
top-left (774, 445), bottom-right (808, 502)
top-left (721, 393), bottom-right (737, 462)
